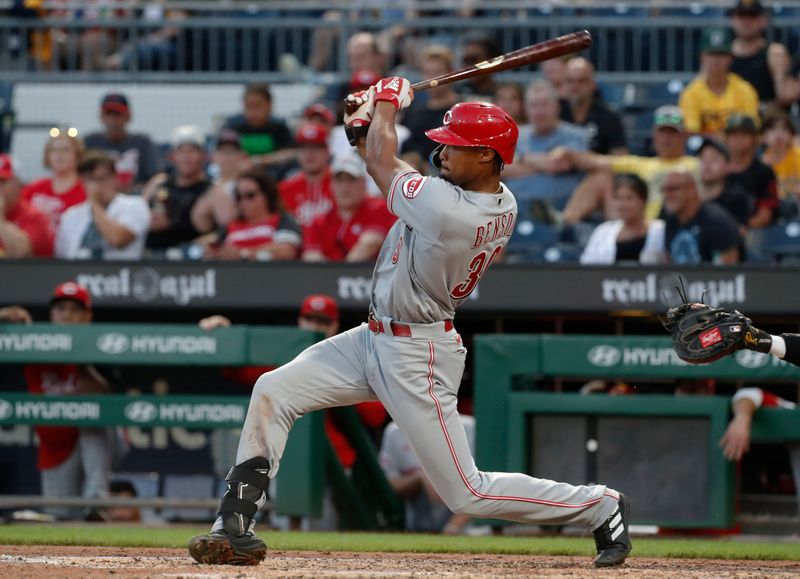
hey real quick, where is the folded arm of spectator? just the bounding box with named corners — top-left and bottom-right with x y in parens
top-left (0, 306), bottom-right (33, 324)
top-left (90, 199), bottom-right (136, 249)
top-left (190, 184), bottom-right (236, 235)
top-left (0, 215), bottom-right (33, 257)
top-left (748, 205), bottom-right (773, 229)
top-left (345, 230), bottom-right (385, 262)
top-left (388, 469), bottom-right (425, 498)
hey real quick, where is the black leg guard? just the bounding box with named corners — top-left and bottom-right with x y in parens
top-left (218, 457), bottom-right (270, 537)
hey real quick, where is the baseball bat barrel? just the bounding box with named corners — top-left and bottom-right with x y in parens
top-left (410, 30), bottom-right (593, 92)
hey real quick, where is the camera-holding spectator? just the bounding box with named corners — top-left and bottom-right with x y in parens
top-left (728, 0), bottom-right (796, 108)
top-left (724, 114), bottom-right (779, 228)
top-left (679, 27), bottom-right (759, 138)
top-left (580, 174), bottom-right (665, 265)
top-left (83, 93), bottom-right (161, 193)
top-left (56, 151), bottom-right (150, 260)
top-left (22, 131), bottom-right (86, 231)
top-left (400, 46), bottom-right (460, 167)
top-left (697, 138), bottom-right (751, 229)
top-left (558, 105), bottom-right (699, 223)
top-left (206, 169), bottom-right (301, 261)
top-left (0, 155), bottom-right (53, 258)
top-left (224, 83), bottom-right (295, 176)
top-left (662, 169), bottom-right (741, 264)
top-left (760, 111), bottom-right (800, 203)
top-left (502, 80), bottom-right (588, 212)
top-left (303, 153), bottom-right (394, 263)
top-left (211, 129), bottom-right (249, 198)
top-left (560, 57), bottom-right (628, 155)
top-left (379, 414), bottom-right (476, 534)
top-left (493, 82), bottom-right (526, 126)
top-left (278, 123), bottom-right (334, 228)
top-left (0, 283), bottom-right (117, 520)
top-left (143, 126), bottom-right (234, 255)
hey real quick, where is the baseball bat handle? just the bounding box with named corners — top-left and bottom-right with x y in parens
top-left (410, 30), bottom-right (592, 92)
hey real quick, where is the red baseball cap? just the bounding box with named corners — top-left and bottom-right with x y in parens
top-left (303, 103), bottom-right (336, 126)
top-left (50, 282), bottom-right (92, 311)
top-left (349, 70), bottom-right (381, 90)
top-left (295, 122), bottom-right (329, 147)
top-left (299, 294), bottom-right (338, 322)
top-left (0, 154), bottom-right (15, 180)
top-left (101, 93), bottom-right (130, 115)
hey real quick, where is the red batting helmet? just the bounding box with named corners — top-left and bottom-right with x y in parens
top-left (425, 102), bottom-right (518, 167)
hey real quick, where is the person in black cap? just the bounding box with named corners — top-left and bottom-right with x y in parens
top-left (84, 93), bottom-right (162, 193)
top-left (728, 0), bottom-right (796, 107)
top-left (697, 138), bottom-right (751, 228)
top-left (724, 113), bottom-right (780, 228)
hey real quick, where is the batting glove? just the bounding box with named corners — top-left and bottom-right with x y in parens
top-left (373, 77), bottom-right (413, 111)
top-left (344, 87), bottom-right (376, 146)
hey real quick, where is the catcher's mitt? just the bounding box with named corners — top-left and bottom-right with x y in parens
top-left (662, 280), bottom-right (750, 364)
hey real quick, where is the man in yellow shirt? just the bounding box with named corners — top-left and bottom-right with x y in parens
top-left (679, 27), bottom-right (759, 138)
top-left (554, 105), bottom-right (699, 221)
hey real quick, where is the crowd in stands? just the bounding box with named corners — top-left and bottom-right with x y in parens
top-left (3, 1), bottom-right (800, 265)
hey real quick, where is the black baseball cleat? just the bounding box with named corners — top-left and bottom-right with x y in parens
top-left (592, 493), bottom-right (632, 568)
top-left (188, 530), bottom-right (267, 566)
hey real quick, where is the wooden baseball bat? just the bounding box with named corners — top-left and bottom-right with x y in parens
top-left (411, 30), bottom-right (593, 92)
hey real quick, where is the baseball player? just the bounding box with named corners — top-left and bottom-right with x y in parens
top-left (189, 77), bottom-right (631, 568)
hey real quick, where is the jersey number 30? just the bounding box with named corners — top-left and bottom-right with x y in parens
top-left (449, 246), bottom-right (503, 299)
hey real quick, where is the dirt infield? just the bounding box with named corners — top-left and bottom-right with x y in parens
top-left (1, 545), bottom-right (799, 578)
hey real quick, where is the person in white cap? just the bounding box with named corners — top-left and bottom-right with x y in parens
top-left (303, 152), bottom-right (395, 262)
top-left (141, 126), bottom-right (234, 255)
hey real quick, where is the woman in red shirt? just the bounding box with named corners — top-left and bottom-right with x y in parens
top-left (205, 169), bottom-right (302, 260)
top-left (22, 132), bottom-right (86, 230)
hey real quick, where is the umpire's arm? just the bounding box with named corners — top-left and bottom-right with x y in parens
top-left (361, 101), bottom-right (415, 197)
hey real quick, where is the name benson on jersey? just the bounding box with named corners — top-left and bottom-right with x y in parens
top-left (471, 211), bottom-right (515, 248)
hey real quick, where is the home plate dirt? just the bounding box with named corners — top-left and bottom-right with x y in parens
top-left (1, 546), bottom-right (799, 578)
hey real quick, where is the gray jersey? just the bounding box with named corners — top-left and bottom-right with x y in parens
top-left (370, 170), bottom-right (517, 323)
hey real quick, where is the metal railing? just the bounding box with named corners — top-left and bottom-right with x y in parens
top-left (1, 10), bottom-right (799, 82)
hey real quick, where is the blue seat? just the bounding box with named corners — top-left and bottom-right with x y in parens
top-left (758, 220), bottom-right (800, 263)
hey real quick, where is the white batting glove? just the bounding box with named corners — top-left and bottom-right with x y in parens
top-left (373, 76), bottom-right (414, 111)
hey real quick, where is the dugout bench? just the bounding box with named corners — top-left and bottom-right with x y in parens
top-left (474, 334), bottom-right (800, 529)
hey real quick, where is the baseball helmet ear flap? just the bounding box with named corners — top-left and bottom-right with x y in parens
top-left (429, 144), bottom-right (444, 169)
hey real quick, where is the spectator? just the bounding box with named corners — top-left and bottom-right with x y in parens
top-left (580, 174), bottom-right (665, 264)
top-left (560, 57), bottom-right (628, 155)
top-left (206, 169), bottom-right (301, 261)
top-left (210, 129), bottom-right (249, 198)
top-left (493, 82), bottom-right (526, 126)
top-left (558, 105), bottom-right (699, 222)
top-left (0, 282), bottom-right (117, 520)
top-left (22, 131), bottom-right (86, 231)
top-left (541, 55), bottom-right (570, 100)
top-left (697, 138), bottom-right (751, 229)
top-left (303, 152), bottom-right (395, 262)
top-left (662, 169), bottom-right (740, 264)
top-left (679, 27), bottom-right (759, 138)
top-left (83, 93), bottom-right (161, 193)
top-left (502, 80), bottom-right (588, 212)
top-left (303, 103), bottom-right (337, 130)
top-left (760, 111), bottom-right (800, 203)
top-left (724, 114), bottom-right (779, 228)
top-left (143, 126), bottom-right (234, 255)
top-left (278, 123), bottom-right (334, 228)
top-left (0, 154), bottom-right (53, 257)
top-left (323, 32), bottom-right (385, 111)
top-left (106, 480), bottom-right (141, 522)
top-left (456, 33), bottom-right (500, 100)
top-left (400, 45), bottom-right (460, 167)
top-left (224, 83), bottom-right (295, 177)
top-left (379, 415), bottom-right (476, 534)
top-left (728, 0), bottom-right (796, 108)
top-left (56, 151), bottom-right (150, 260)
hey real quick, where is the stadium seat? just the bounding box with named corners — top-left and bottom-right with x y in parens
top-left (755, 220), bottom-right (800, 264)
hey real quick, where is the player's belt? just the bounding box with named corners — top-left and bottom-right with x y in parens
top-left (368, 314), bottom-right (454, 337)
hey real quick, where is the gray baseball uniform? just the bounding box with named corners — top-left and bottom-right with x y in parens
top-left (232, 169), bottom-right (620, 530)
